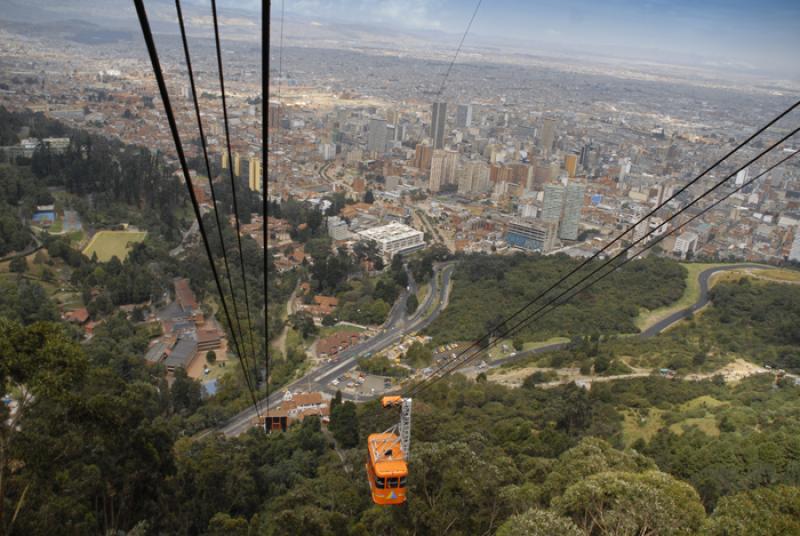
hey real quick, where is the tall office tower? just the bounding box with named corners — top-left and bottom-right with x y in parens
top-left (579, 142), bottom-right (594, 170)
top-left (248, 157), bottom-right (262, 192)
top-left (559, 182), bottom-right (586, 240)
top-left (232, 152), bottom-right (242, 177)
top-left (221, 151), bottom-right (229, 170)
top-left (456, 104), bottom-right (472, 128)
top-left (431, 102), bottom-right (447, 150)
top-left (413, 143), bottom-right (433, 170)
top-left (458, 160), bottom-right (490, 194)
top-left (542, 184), bottom-right (565, 224)
top-left (429, 149), bottom-right (458, 192)
top-left (564, 153), bottom-right (578, 177)
top-left (367, 118), bottom-right (388, 154)
top-left (539, 118), bottom-right (556, 154)
top-left (268, 103), bottom-right (282, 129)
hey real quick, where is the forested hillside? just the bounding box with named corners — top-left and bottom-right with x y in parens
top-left (427, 254), bottom-right (686, 344)
top-left (3, 277), bottom-right (800, 534)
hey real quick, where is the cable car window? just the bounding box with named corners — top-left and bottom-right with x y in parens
top-left (376, 477), bottom-right (385, 489)
top-left (387, 477), bottom-right (399, 488)
top-left (399, 477), bottom-right (407, 487)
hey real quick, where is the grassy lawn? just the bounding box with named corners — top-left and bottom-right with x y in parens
top-left (621, 408), bottom-right (666, 446)
top-left (635, 262), bottom-right (730, 331)
top-left (488, 336), bottom-right (570, 361)
top-left (669, 416), bottom-right (720, 437)
top-left (319, 323), bottom-right (366, 338)
top-left (82, 230), bottom-right (147, 262)
top-left (416, 282), bottom-right (430, 304)
top-left (750, 268), bottom-right (800, 282)
top-left (679, 395), bottom-right (726, 411)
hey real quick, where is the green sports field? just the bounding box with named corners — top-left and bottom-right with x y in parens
top-left (82, 230), bottom-right (147, 262)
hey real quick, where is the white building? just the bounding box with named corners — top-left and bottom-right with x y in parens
top-left (357, 222), bottom-right (425, 258)
top-left (327, 216), bottom-right (351, 241)
top-left (674, 231), bottom-right (699, 259)
top-left (789, 229), bottom-right (800, 262)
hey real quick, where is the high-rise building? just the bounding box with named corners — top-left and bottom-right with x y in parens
top-left (542, 184), bottom-right (565, 224)
top-left (319, 143), bottom-right (336, 161)
top-left (268, 103), bottom-right (282, 129)
top-left (505, 220), bottom-right (557, 253)
top-left (560, 182), bottom-right (585, 240)
top-left (431, 102), bottom-right (447, 150)
top-left (367, 118), bottom-right (387, 154)
top-left (413, 143), bottom-right (433, 171)
top-left (458, 160), bottom-right (490, 194)
top-left (232, 152), bottom-right (242, 177)
top-left (456, 104), bottom-right (472, 128)
top-left (429, 149), bottom-right (458, 192)
top-left (539, 118), bottom-right (556, 154)
top-left (564, 153), bottom-right (578, 177)
top-left (248, 157), bottom-right (261, 192)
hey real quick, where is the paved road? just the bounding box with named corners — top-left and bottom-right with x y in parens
top-left (473, 263), bottom-right (773, 371)
top-left (214, 263), bottom-right (455, 437)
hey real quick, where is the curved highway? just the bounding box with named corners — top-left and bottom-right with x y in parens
top-left (213, 262), bottom-right (455, 437)
top-left (487, 263), bottom-right (773, 369)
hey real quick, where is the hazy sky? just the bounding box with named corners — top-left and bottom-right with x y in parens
top-left (243, 0), bottom-right (799, 76)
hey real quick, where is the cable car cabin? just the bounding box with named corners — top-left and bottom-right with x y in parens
top-left (366, 396), bottom-right (413, 505)
top-left (366, 432), bottom-right (408, 505)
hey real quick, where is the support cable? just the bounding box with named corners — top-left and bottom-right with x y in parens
top-left (174, 0), bottom-right (252, 393)
top-left (411, 128), bottom-right (800, 395)
top-left (436, 0), bottom-right (483, 98)
top-left (211, 0), bottom-right (260, 389)
top-left (133, 0), bottom-right (261, 416)
top-left (262, 0), bottom-right (271, 418)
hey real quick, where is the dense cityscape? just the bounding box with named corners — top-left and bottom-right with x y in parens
top-left (0, 1), bottom-right (799, 534)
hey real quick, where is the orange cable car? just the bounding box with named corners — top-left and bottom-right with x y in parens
top-left (366, 396), bottom-right (412, 505)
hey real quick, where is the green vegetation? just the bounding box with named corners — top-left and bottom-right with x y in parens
top-left (81, 229), bottom-right (147, 262)
top-left (357, 354), bottom-right (409, 377)
top-left (428, 254), bottom-right (686, 344)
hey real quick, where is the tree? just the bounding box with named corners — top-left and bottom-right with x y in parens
top-left (9, 256), bottom-right (26, 273)
top-left (171, 367), bottom-right (202, 414)
top-left (404, 341), bottom-right (433, 367)
top-left (497, 509), bottom-right (584, 536)
top-left (513, 337), bottom-right (524, 351)
top-left (329, 401), bottom-right (359, 448)
top-left (206, 350), bottom-right (217, 365)
top-left (289, 311), bottom-right (318, 339)
top-left (322, 314), bottom-right (336, 326)
top-left (554, 470), bottom-right (706, 536)
top-left (704, 485), bottom-right (800, 536)
top-left (406, 293), bottom-right (419, 315)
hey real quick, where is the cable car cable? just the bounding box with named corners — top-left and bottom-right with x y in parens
top-left (436, 0), bottom-right (483, 99)
top-left (174, 0), bottom-right (253, 392)
top-left (411, 128), bottom-right (800, 393)
top-left (211, 0), bottom-right (261, 390)
top-left (262, 0), bottom-right (271, 418)
top-left (407, 101), bottom-right (800, 395)
top-left (132, 0), bottom-right (261, 417)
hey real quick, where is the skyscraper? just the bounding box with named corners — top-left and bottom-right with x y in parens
top-left (248, 157), bottom-right (261, 192)
top-left (431, 102), bottom-right (447, 150)
top-left (429, 149), bottom-right (458, 192)
top-left (456, 104), bottom-right (472, 128)
top-left (367, 118), bottom-right (387, 154)
top-left (413, 143), bottom-right (433, 171)
top-left (542, 184), bottom-right (565, 224)
top-left (458, 160), bottom-right (490, 194)
top-left (539, 118), bottom-right (556, 154)
top-left (790, 228), bottom-right (800, 262)
top-left (560, 182), bottom-right (585, 240)
top-left (564, 153), bottom-right (578, 177)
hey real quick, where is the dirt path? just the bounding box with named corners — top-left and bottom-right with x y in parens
top-left (271, 282), bottom-right (300, 357)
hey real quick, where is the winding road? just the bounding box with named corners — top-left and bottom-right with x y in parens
top-left (210, 262), bottom-right (775, 437)
top-left (481, 263), bottom-right (775, 371)
top-left (213, 262), bottom-right (455, 437)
